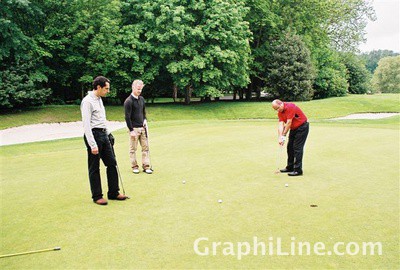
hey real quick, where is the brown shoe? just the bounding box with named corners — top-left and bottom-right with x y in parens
top-left (94, 198), bottom-right (108, 205)
top-left (109, 194), bottom-right (128, 201)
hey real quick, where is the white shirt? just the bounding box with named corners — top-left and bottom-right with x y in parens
top-left (80, 91), bottom-right (108, 149)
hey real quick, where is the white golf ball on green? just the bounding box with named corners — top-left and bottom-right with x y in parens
top-left (285, 183), bottom-right (289, 187)
top-left (218, 199), bottom-right (223, 203)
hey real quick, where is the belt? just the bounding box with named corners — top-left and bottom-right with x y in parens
top-left (92, 128), bottom-right (107, 132)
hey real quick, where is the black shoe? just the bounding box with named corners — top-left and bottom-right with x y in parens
top-left (288, 171), bottom-right (303, 176)
top-left (280, 168), bottom-right (293, 173)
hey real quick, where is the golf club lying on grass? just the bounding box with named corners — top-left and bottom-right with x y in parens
top-left (274, 145), bottom-right (284, 174)
top-left (108, 134), bottom-right (130, 199)
top-left (0, 247), bottom-right (61, 258)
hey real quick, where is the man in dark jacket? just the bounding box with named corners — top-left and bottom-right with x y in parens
top-left (124, 79), bottom-right (153, 174)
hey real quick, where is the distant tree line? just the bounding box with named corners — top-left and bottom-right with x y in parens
top-left (1, 0), bottom-right (398, 109)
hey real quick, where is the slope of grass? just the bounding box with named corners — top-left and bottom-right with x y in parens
top-left (0, 94), bottom-right (399, 129)
top-left (0, 120), bottom-right (399, 269)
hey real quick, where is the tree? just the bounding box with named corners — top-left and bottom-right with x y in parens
top-left (325, 0), bottom-right (375, 52)
top-left (0, 0), bottom-right (51, 109)
top-left (266, 31), bottom-right (315, 101)
top-left (121, 0), bottom-right (251, 104)
top-left (244, 0), bottom-right (372, 101)
top-left (372, 56), bottom-right (400, 93)
top-left (361, 50), bottom-right (399, 74)
top-left (313, 47), bottom-right (348, 99)
top-left (341, 52), bottom-right (371, 94)
top-left (37, 0), bottom-right (126, 102)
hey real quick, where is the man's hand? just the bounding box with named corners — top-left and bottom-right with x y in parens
top-left (143, 119), bottom-right (147, 128)
top-left (91, 147), bottom-right (99, 155)
top-left (108, 133), bottom-right (115, 146)
top-left (130, 130), bottom-right (137, 138)
top-left (279, 135), bottom-right (286, 146)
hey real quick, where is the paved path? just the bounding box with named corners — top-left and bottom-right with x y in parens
top-left (0, 121), bottom-right (126, 146)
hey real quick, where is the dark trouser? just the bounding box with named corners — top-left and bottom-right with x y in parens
top-left (84, 129), bottom-right (119, 201)
top-left (286, 122), bottom-right (309, 173)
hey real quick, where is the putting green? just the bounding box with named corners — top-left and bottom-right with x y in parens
top-left (0, 119), bottom-right (399, 269)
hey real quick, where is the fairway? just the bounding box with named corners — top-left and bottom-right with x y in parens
top-left (0, 119), bottom-right (399, 269)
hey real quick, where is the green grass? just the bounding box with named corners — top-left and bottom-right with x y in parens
top-left (1, 94), bottom-right (399, 129)
top-left (0, 120), bottom-right (399, 269)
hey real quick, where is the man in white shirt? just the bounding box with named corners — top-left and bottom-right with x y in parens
top-left (81, 76), bottom-right (128, 205)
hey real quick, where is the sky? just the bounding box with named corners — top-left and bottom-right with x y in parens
top-left (358, 0), bottom-right (400, 53)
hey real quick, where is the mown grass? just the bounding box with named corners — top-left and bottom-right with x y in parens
top-left (0, 120), bottom-right (399, 269)
top-left (1, 94), bottom-right (399, 129)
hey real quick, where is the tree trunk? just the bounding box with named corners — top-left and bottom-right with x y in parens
top-left (245, 84), bottom-right (252, 100)
top-left (239, 89), bottom-right (244, 100)
top-left (255, 86), bottom-right (261, 100)
top-left (233, 90), bottom-right (237, 100)
top-left (185, 85), bottom-right (192, 105)
top-left (172, 84), bottom-right (178, 102)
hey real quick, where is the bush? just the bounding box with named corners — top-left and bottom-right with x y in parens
top-left (341, 53), bottom-right (371, 94)
top-left (313, 49), bottom-right (348, 99)
top-left (372, 56), bottom-right (400, 93)
top-left (0, 61), bottom-right (52, 109)
top-left (266, 31), bottom-right (315, 101)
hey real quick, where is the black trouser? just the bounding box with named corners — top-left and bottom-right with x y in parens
top-left (84, 129), bottom-right (119, 201)
top-left (286, 122), bottom-right (309, 173)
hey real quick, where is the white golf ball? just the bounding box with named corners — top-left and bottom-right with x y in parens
top-left (285, 183), bottom-right (289, 187)
top-left (218, 199), bottom-right (223, 203)
top-left (182, 180), bottom-right (186, 184)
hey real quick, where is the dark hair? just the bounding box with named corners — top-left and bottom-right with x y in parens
top-left (93, 76), bottom-right (110, 90)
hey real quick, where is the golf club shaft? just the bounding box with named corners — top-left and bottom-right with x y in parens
top-left (0, 247), bottom-right (61, 258)
top-left (109, 141), bottom-right (126, 195)
top-left (144, 125), bottom-right (153, 170)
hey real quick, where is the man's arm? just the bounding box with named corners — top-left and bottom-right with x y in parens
top-left (124, 98), bottom-right (134, 131)
top-left (81, 101), bottom-right (98, 154)
top-left (278, 119), bottom-right (292, 146)
top-left (142, 97), bottom-right (147, 127)
top-left (282, 119), bottom-right (292, 136)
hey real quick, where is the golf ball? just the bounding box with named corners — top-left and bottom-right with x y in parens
top-left (182, 180), bottom-right (186, 184)
top-left (218, 199), bottom-right (223, 203)
top-left (285, 183), bottom-right (289, 187)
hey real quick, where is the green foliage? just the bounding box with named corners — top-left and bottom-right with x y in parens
top-left (0, 0), bottom-right (51, 109)
top-left (361, 50), bottom-right (399, 73)
top-left (121, 0), bottom-right (251, 101)
top-left (266, 31), bottom-right (315, 101)
top-left (1, 0), bottom-right (376, 108)
top-left (372, 56), bottom-right (400, 93)
top-left (341, 52), bottom-right (371, 94)
top-left (313, 48), bottom-right (348, 99)
top-left (0, 60), bottom-right (51, 109)
top-left (325, 0), bottom-right (375, 52)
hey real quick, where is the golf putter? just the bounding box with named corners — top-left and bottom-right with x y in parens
top-left (274, 145), bottom-right (284, 174)
top-left (108, 135), bottom-right (130, 199)
top-left (144, 125), bottom-right (153, 171)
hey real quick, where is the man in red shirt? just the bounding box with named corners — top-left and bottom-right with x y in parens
top-left (272, 99), bottom-right (310, 176)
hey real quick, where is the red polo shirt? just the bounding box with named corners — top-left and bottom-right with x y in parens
top-left (278, 102), bottom-right (307, 130)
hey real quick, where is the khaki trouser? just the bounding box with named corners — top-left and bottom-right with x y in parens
top-left (129, 127), bottom-right (150, 169)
